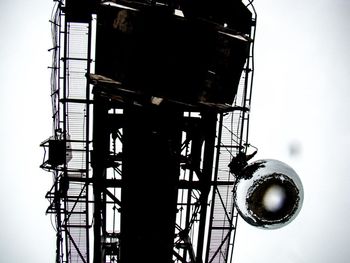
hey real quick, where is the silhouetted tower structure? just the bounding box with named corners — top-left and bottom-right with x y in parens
top-left (40, 1), bottom-right (257, 263)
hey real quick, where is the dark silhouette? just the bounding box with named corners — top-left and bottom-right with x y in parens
top-left (228, 150), bottom-right (257, 176)
top-left (40, 1), bottom-right (256, 263)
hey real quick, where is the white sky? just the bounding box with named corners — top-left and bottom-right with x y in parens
top-left (0, 0), bottom-right (350, 262)
top-left (234, 1), bottom-right (350, 263)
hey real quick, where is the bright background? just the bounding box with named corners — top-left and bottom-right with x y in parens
top-left (0, 0), bottom-right (349, 262)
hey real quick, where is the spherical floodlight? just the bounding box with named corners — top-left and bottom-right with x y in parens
top-left (233, 159), bottom-right (304, 229)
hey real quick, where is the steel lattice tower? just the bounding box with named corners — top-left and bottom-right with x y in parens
top-left (40, 1), bottom-right (257, 263)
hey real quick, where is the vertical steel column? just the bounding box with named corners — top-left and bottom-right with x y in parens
top-left (196, 112), bottom-right (217, 263)
top-left (92, 92), bottom-right (110, 263)
top-left (55, 176), bottom-right (62, 263)
top-left (183, 122), bottom-right (196, 261)
top-left (62, 13), bottom-right (69, 263)
top-left (205, 113), bottom-right (224, 263)
top-left (120, 106), bottom-right (182, 263)
top-left (85, 17), bottom-right (93, 263)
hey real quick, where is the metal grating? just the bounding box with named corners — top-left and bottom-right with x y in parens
top-left (63, 21), bottom-right (91, 263)
top-left (206, 6), bottom-right (256, 259)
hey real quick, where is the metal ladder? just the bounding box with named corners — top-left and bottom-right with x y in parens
top-left (205, 4), bottom-right (257, 262)
top-left (43, 3), bottom-right (93, 262)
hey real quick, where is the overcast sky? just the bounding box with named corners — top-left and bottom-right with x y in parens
top-left (234, 1), bottom-right (350, 263)
top-left (0, 0), bottom-right (350, 262)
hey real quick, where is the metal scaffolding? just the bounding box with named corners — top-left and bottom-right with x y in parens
top-left (40, 1), bottom-right (257, 263)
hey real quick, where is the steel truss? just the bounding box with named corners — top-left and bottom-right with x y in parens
top-left (40, 1), bottom-right (257, 263)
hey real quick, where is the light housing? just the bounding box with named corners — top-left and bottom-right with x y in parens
top-left (234, 159), bottom-right (304, 229)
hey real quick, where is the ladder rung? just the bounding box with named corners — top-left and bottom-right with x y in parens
top-left (211, 226), bottom-right (235, 230)
top-left (62, 57), bottom-right (91, 62)
top-left (60, 98), bottom-right (93, 104)
top-left (63, 224), bottom-right (89, 228)
top-left (219, 145), bottom-right (243, 148)
top-left (65, 211), bottom-right (87, 214)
